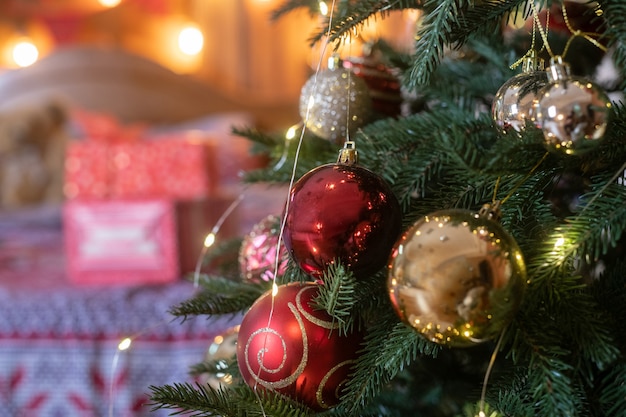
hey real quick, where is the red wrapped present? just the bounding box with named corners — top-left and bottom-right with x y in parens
top-left (64, 199), bottom-right (179, 285)
top-left (64, 138), bottom-right (213, 200)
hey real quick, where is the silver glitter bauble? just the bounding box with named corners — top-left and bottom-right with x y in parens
top-left (299, 61), bottom-right (372, 144)
top-left (492, 52), bottom-right (547, 134)
top-left (534, 56), bottom-right (612, 155)
top-left (387, 205), bottom-right (526, 348)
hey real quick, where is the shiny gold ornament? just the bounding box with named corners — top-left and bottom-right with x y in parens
top-left (387, 205), bottom-right (526, 347)
top-left (534, 55), bottom-right (612, 155)
top-left (492, 51), bottom-right (547, 134)
top-left (199, 325), bottom-right (240, 390)
top-left (299, 57), bottom-right (372, 144)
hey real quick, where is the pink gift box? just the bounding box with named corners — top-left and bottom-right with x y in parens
top-left (64, 138), bottom-right (213, 200)
top-left (64, 199), bottom-right (179, 285)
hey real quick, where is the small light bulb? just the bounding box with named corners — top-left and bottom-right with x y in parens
top-left (12, 40), bottom-right (39, 68)
top-left (99, 0), bottom-right (122, 7)
top-left (286, 125), bottom-right (298, 140)
top-left (319, 1), bottom-right (329, 16)
top-left (178, 25), bottom-right (204, 56)
top-left (272, 283), bottom-right (279, 297)
top-left (204, 233), bottom-right (216, 248)
top-left (118, 338), bottom-right (132, 351)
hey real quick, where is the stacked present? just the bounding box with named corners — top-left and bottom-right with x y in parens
top-left (62, 111), bottom-right (243, 286)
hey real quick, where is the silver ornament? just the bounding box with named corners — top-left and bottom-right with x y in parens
top-left (387, 205), bottom-right (526, 347)
top-left (492, 52), bottom-right (547, 134)
top-left (534, 56), bottom-right (612, 155)
top-left (299, 58), bottom-right (372, 144)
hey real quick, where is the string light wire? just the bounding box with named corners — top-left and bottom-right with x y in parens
top-left (248, 1), bottom-right (341, 415)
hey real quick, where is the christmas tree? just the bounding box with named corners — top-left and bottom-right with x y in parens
top-left (149, 1), bottom-right (626, 416)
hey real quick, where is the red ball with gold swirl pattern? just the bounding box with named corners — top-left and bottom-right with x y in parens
top-left (236, 282), bottom-right (364, 410)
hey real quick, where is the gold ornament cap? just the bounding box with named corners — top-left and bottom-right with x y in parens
top-left (521, 50), bottom-right (545, 73)
top-left (337, 141), bottom-right (358, 165)
top-left (478, 201), bottom-right (502, 223)
top-left (547, 55), bottom-right (571, 83)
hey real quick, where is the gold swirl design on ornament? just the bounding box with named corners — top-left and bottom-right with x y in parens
top-left (316, 359), bottom-right (356, 409)
top-left (296, 286), bottom-right (341, 330)
top-left (243, 302), bottom-right (309, 390)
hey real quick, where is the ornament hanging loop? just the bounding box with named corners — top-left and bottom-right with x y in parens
top-left (337, 140), bottom-right (358, 165)
top-left (478, 201), bottom-right (502, 223)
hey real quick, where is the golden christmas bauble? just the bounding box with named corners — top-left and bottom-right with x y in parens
top-left (387, 208), bottom-right (526, 347)
top-left (199, 325), bottom-right (240, 390)
top-left (299, 65), bottom-right (372, 144)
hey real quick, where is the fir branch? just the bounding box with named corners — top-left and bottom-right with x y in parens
top-left (149, 382), bottom-right (243, 417)
top-left (149, 383), bottom-right (312, 417)
top-left (313, 261), bottom-right (358, 333)
top-left (338, 320), bottom-right (441, 414)
top-left (562, 175), bottom-right (626, 264)
top-left (596, 362), bottom-right (626, 417)
top-left (406, 0), bottom-right (467, 88)
top-left (271, 0), bottom-right (321, 20)
top-left (448, 0), bottom-right (529, 44)
top-left (306, 1), bottom-right (423, 46)
top-left (189, 357), bottom-right (238, 378)
top-left (526, 353), bottom-right (580, 417)
top-left (602, 0), bottom-right (626, 87)
top-left (170, 277), bottom-right (268, 318)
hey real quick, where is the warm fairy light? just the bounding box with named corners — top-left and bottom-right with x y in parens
top-left (272, 282), bottom-right (279, 297)
top-left (204, 232), bottom-right (216, 248)
top-left (319, 1), bottom-right (329, 16)
top-left (98, 0), bottom-right (122, 7)
top-left (307, 95), bottom-right (315, 110)
top-left (118, 337), bottom-right (132, 351)
top-left (286, 125), bottom-right (298, 140)
top-left (12, 39), bottom-right (38, 67)
top-left (178, 25), bottom-right (204, 56)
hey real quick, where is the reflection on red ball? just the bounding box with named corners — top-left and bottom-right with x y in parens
top-left (236, 282), bottom-right (364, 410)
top-left (283, 163), bottom-right (402, 279)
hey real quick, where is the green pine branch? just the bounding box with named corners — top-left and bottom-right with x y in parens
top-left (337, 319), bottom-right (441, 414)
top-left (149, 383), bottom-right (313, 417)
top-left (312, 261), bottom-right (358, 334)
top-left (170, 277), bottom-right (269, 318)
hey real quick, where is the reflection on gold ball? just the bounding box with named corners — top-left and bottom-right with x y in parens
top-left (388, 209), bottom-right (526, 347)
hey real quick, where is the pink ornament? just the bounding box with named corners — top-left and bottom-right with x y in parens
top-left (238, 215), bottom-right (289, 283)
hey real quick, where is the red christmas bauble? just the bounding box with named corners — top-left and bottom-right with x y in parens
top-left (237, 282), bottom-right (364, 410)
top-left (343, 55), bottom-right (403, 118)
top-left (239, 215), bottom-right (289, 283)
top-left (283, 163), bottom-right (402, 279)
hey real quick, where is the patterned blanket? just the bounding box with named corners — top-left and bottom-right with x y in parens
top-left (0, 206), bottom-right (239, 417)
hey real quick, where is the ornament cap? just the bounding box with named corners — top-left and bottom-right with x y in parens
top-left (478, 201), bottom-right (502, 222)
top-left (337, 141), bottom-right (358, 165)
top-left (546, 55), bottom-right (571, 82)
top-left (521, 50), bottom-right (545, 73)
top-left (328, 54), bottom-right (341, 70)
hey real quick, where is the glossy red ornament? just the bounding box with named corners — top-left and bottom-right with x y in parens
top-left (237, 282), bottom-right (364, 410)
top-left (283, 163), bottom-right (402, 279)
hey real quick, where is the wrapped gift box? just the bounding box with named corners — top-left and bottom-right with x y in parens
top-left (64, 138), bottom-right (215, 200)
top-left (64, 199), bottom-right (179, 285)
